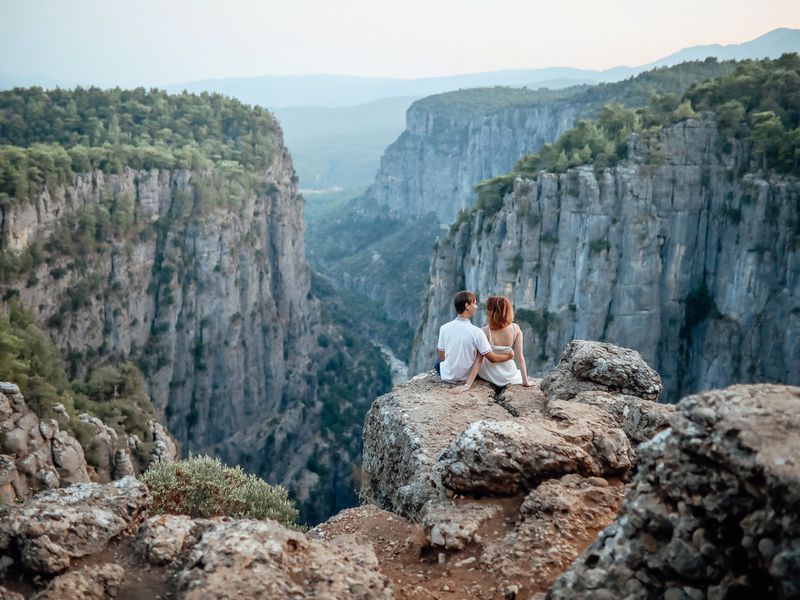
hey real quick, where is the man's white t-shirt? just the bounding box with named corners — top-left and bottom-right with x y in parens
top-left (437, 317), bottom-right (492, 382)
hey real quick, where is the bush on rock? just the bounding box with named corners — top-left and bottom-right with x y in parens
top-left (142, 455), bottom-right (300, 528)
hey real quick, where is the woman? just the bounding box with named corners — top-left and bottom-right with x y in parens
top-left (451, 296), bottom-right (534, 394)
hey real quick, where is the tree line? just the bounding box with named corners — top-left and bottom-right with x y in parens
top-left (0, 87), bottom-right (281, 205)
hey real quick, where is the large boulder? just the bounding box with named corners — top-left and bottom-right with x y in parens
top-left (547, 384), bottom-right (800, 599)
top-left (541, 340), bottom-right (663, 402)
top-left (438, 400), bottom-right (636, 495)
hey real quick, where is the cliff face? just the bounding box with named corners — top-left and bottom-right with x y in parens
top-left (0, 140), bottom-right (381, 520)
top-left (1, 145), bottom-right (312, 447)
top-left (410, 119), bottom-right (800, 401)
top-left (367, 100), bottom-right (582, 223)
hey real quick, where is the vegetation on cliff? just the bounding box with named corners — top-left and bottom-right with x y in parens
top-left (510, 54), bottom-right (800, 178)
top-left (142, 455), bottom-right (300, 527)
top-left (0, 87), bottom-right (279, 205)
top-left (471, 55), bottom-right (800, 214)
top-left (412, 58), bottom-right (736, 123)
top-left (0, 302), bottom-right (158, 467)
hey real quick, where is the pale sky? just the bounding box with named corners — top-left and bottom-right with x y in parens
top-left (1, 0), bottom-right (799, 87)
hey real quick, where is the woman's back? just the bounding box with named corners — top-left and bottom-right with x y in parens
top-left (479, 324), bottom-right (522, 386)
top-left (487, 324), bottom-right (516, 348)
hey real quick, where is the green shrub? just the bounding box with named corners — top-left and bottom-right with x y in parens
top-left (141, 455), bottom-right (301, 528)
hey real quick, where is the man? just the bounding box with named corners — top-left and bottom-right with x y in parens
top-left (437, 291), bottom-right (514, 393)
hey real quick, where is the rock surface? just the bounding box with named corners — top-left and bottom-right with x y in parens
top-left (548, 384), bottom-right (800, 599)
top-left (175, 520), bottom-right (393, 599)
top-left (30, 563), bottom-right (125, 600)
top-left (0, 383), bottom-right (178, 504)
top-left (361, 343), bottom-right (673, 596)
top-left (0, 477), bottom-right (150, 575)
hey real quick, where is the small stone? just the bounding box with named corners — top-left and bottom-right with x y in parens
top-left (430, 526), bottom-right (446, 546)
top-left (757, 538), bottom-right (776, 560)
top-left (438, 552), bottom-right (446, 564)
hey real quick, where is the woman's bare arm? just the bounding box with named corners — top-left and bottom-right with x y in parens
top-left (451, 353), bottom-right (484, 394)
top-left (513, 324), bottom-right (534, 386)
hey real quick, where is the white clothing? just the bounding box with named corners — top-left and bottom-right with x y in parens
top-left (437, 317), bottom-right (492, 382)
top-left (478, 326), bottom-right (522, 386)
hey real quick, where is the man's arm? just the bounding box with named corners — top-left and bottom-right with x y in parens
top-left (484, 349), bottom-right (514, 363)
top-left (476, 328), bottom-right (513, 363)
top-left (438, 350), bottom-right (445, 361)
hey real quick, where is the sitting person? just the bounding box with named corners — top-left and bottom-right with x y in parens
top-left (437, 290), bottom-right (515, 394)
top-left (477, 296), bottom-right (534, 387)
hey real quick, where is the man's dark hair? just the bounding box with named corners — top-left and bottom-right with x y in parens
top-left (453, 291), bottom-right (476, 314)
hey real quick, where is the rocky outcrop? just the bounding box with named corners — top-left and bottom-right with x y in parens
top-left (0, 382), bottom-right (177, 502)
top-left (411, 119), bottom-right (800, 401)
top-left (0, 477), bottom-right (393, 599)
top-left (0, 382), bottom-right (89, 501)
top-left (360, 341), bottom-right (673, 596)
top-left (547, 384), bottom-right (800, 599)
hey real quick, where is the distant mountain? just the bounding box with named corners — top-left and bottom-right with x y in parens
top-left (165, 29), bottom-right (800, 108)
top-left (646, 27), bottom-right (800, 68)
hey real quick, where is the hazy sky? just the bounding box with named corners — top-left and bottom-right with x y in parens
top-left (2, 0), bottom-right (799, 86)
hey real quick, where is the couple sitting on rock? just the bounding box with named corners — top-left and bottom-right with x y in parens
top-left (436, 290), bottom-right (534, 394)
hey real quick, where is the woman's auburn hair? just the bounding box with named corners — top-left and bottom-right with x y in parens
top-left (486, 296), bottom-right (514, 330)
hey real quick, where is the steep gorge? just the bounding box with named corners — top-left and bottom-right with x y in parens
top-left (0, 89), bottom-right (389, 522)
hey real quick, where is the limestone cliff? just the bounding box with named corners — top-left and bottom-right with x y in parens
top-left (0, 138), bottom-right (384, 521)
top-left (410, 119), bottom-right (800, 401)
top-left (368, 98), bottom-right (582, 223)
top-left (365, 61), bottom-right (735, 224)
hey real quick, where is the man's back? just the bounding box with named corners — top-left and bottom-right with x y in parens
top-left (437, 317), bottom-right (491, 382)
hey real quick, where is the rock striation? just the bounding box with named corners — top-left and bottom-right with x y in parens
top-left (547, 384), bottom-right (800, 599)
top-left (410, 118), bottom-right (800, 401)
top-left (361, 340), bottom-right (674, 596)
